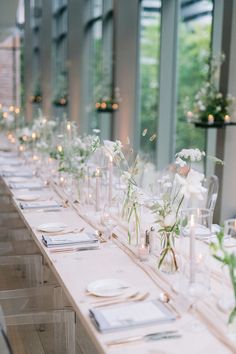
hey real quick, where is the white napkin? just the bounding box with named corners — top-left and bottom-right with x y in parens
top-left (42, 232), bottom-right (98, 247)
top-left (9, 182), bottom-right (45, 190)
top-left (20, 200), bottom-right (61, 210)
top-left (4, 170), bottom-right (34, 178)
top-left (89, 300), bottom-right (175, 332)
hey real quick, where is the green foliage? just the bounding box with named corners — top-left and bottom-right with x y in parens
top-left (140, 19), bottom-right (160, 157)
top-left (140, 17), bottom-right (213, 156)
top-left (176, 22), bottom-right (212, 152)
top-left (210, 230), bottom-right (236, 324)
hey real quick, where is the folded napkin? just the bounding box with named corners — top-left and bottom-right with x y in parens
top-left (0, 151), bottom-right (18, 157)
top-left (42, 232), bottom-right (99, 248)
top-left (4, 170), bottom-right (34, 178)
top-left (0, 159), bottom-right (22, 166)
top-left (89, 300), bottom-right (175, 333)
top-left (9, 182), bottom-right (44, 190)
top-left (20, 200), bottom-right (61, 210)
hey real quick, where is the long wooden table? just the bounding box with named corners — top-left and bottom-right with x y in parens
top-left (0, 139), bottom-right (235, 354)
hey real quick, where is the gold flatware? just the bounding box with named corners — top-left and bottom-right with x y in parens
top-left (90, 291), bottom-right (139, 305)
top-left (93, 292), bottom-right (149, 308)
top-left (44, 227), bottom-right (85, 236)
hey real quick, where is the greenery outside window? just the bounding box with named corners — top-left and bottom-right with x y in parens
top-left (139, 0), bottom-right (161, 162)
top-left (176, 0), bottom-right (214, 154)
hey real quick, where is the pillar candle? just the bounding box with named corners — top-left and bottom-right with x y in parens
top-left (96, 168), bottom-right (101, 212)
top-left (190, 214), bottom-right (195, 283)
top-left (108, 156), bottom-right (113, 206)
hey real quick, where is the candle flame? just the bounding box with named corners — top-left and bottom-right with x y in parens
top-left (32, 132), bottom-right (36, 140)
top-left (57, 145), bottom-right (63, 153)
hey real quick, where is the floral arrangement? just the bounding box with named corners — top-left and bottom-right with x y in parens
top-left (102, 139), bottom-right (145, 245)
top-left (95, 87), bottom-right (121, 113)
top-left (210, 230), bottom-right (236, 324)
top-left (121, 163), bottom-right (145, 245)
top-left (51, 134), bottom-right (100, 178)
top-left (187, 55), bottom-right (234, 124)
top-left (16, 114), bottom-right (56, 152)
top-left (53, 71), bottom-right (68, 106)
top-left (152, 148), bottom-right (207, 272)
top-left (17, 127), bottom-right (33, 145)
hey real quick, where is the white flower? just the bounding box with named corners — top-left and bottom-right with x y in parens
top-left (176, 148), bottom-right (205, 162)
top-left (163, 213), bottom-right (176, 227)
top-left (216, 93), bottom-right (223, 99)
top-left (103, 139), bottom-right (124, 160)
top-left (18, 127), bottom-right (32, 137)
top-left (179, 169), bottom-right (206, 200)
top-left (200, 105), bottom-right (206, 111)
top-left (175, 157), bottom-right (186, 167)
top-left (174, 173), bottom-right (186, 186)
top-left (121, 171), bottom-right (132, 184)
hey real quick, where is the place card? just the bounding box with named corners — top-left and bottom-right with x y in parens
top-left (89, 300), bottom-right (175, 333)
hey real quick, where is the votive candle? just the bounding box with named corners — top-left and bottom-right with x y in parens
top-left (138, 244), bottom-right (149, 261)
top-left (224, 115), bottom-right (231, 123)
top-left (208, 114), bottom-right (214, 124)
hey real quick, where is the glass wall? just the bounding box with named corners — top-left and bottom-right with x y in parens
top-left (30, 0), bottom-right (42, 114)
top-left (85, 0), bottom-right (114, 133)
top-left (176, 0), bottom-right (213, 153)
top-left (52, 0), bottom-right (68, 117)
top-left (139, 0), bottom-right (161, 161)
top-left (89, 0), bottom-right (103, 131)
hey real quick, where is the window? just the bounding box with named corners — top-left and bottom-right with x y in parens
top-left (85, 0), bottom-right (114, 134)
top-left (176, 0), bottom-right (214, 154)
top-left (31, 0), bottom-right (42, 109)
top-left (52, 0), bottom-right (68, 114)
top-left (139, 0), bottom-right (161, 161)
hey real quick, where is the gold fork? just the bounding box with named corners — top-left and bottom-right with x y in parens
top-left (92, 292), bottom-right (149, 308)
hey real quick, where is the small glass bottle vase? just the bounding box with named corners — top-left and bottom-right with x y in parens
top-left (126, 203), bottom-right (142, 246)
top-left (157, 231), bottom-right (178, 274)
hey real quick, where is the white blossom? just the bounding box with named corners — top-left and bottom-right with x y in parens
top-left (103, 139), bottom-right (124, 159)
top-left (163, 212), bottom-right (176, 227)
top-left (178, 169), bottom-right (206, 200)
top-left (176, 148), bottom-right (205, 162)
top-left (175, 156), bottom-right (187, 167)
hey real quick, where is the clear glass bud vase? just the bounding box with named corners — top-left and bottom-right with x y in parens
top-left (126, 203), bottom-right (142, 246)
top-left (158, 231), bottom-right (178, 273)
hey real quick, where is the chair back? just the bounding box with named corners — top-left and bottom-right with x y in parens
top-left (203, 175), bottom-right (219, 212)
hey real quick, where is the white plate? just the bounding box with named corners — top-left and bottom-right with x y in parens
top-left (17, 194), bottom-right (40, 201)
top-left (87, 278), bottom-right (130, 297)
top-left (36, 222), bottom-right (67, 233)
top-left (9, 177), bottom-right (28, 183)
